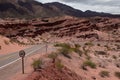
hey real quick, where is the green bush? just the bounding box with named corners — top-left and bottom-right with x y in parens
top-left (55, 60), bottom-right (64, 70)
top-left (99, 71), bottom-right (110, 77)
top-left (83, 60), bottom-right (96, 69)
top-left (48, 52), bottom-right (58, 63)
top-left (58, 48), bottom-right (72, 59)
top-left (54, 43), bottom-right (71, 49)
top-left (55, 43), bottom-right (83, 58)
top-left (115, 72), bottom-right (120, 79)
top-left (55, 43), bottom-right (73, 59)
top-left (31, 59), bottom-right (43, 71)
top-left (72, 47), bottom-right (83, 56)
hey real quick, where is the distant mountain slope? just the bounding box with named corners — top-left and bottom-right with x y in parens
top-left (0, 0), bottom-right (119, 18)
top-left (0, 0), bottom-right (62, 18)
top-left (45, 2), bottom-right (84, 17)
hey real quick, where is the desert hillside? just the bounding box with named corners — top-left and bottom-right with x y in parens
top-left (0, 35), bottom-right (28, 55)
top-left (24, 42), bottom-right (120, 80)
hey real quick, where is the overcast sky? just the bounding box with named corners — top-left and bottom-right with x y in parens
top-left (36, 0), bottom-right (120, 14)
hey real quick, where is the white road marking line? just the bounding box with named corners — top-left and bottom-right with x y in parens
top-left (0, 58), bottom-right (21, 70)
top-left (0, 45), bottom-right (45, 70)
top-left (25, 46), bottom-right (45, 56)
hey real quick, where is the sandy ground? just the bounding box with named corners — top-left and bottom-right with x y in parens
top-left (0, 35), bottom-right (29, 55)
top-left (58, 42), bottom-right (120, 80)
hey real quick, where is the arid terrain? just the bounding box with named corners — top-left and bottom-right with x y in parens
top-left (0, 0), bottom-right (120, 80)
top-left (24, 41), bottom-right (120, 80)
top-left (0, 16), bottom-right (120, 80)
top-left (0, 35), bottom-right (28, 55)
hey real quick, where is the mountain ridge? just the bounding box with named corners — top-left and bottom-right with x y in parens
top-left (0, 0), bottom-right (120, 19)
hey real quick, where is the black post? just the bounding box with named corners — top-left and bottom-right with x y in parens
top-left (22, 57), bottom-right (24, 74)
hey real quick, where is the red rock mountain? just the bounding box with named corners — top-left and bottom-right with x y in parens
top-left (0, 17), bottom-right (119, 43)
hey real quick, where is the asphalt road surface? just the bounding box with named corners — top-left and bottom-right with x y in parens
top-left (0, 45), bottom-right (45, 69)
top-left (0, 44), bottom-right (46, 80)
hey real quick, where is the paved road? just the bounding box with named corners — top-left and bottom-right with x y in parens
top-left (0, 44), bottom-right (47, 80)
top-left (0, 44), bottom-right (45, 69)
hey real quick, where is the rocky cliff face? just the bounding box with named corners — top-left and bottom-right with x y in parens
top-left (0, 17), bottom-right (119, 43)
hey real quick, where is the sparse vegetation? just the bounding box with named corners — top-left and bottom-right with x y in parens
top-left (31, 59), bottom-right (43, 71)
top-left (55, 43), bottom-right (84, 58)
top-left (115, 72), bottom-right (120, 79)
top-left (48, 52), bottom-right (58, 63)
top-left (54, 43), bottom-right (71, 49)
top-left (72, 44), bottom-right (82, 56)
top-left (99, 71), bottom-right (110, 77)
top-left (55, 60), bottom-right (64, 70)
top-left (73, 48), bottom-right (83, 57)
top-left (55, 43), bottom-right (72, 59)
top-left (58, 48), bottom-right (72, 59)
top-left (82, 60), bottom-right (96, 69)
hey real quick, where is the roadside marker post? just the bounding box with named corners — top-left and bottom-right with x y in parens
top-left (19, 50), bottom-right (26, 74)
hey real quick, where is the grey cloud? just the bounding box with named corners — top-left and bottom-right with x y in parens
top-left (37, 0), bottom-right (120, 14)
top-left (60, 0), bottom-right (120, 7)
